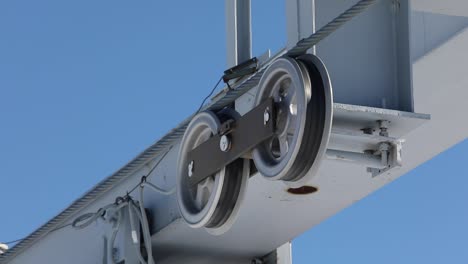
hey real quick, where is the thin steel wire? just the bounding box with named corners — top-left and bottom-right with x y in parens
top-left (197, 77), bottom-right (223, 113)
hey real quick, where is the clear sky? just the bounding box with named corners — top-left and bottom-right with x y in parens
top-left (1, 1), bottom-right (467, 263)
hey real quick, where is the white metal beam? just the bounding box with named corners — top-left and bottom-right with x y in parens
top-left (412, 0), bottom-right (468, 17)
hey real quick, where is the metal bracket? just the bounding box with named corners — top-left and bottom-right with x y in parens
top-left (327, 102), bottom-right (431, 178)
top-left (187, 98), bottom-right (275, 186)
top-left (326, 141), bottom-right (403, 177)
top-left (367, 141), bottom-right (403, 177)
top-left (326, 118), bottom-right (404, 177)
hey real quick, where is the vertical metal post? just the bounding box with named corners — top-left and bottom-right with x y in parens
top-left (286, 0), bottom-right (316, 53)
top-left (277, 242), bottom-right (293, 264)
top-left (225, 0), bottom-right (252, 68)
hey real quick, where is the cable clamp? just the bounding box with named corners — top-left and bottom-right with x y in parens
top-left (122, 193), bottom-right (132, 202)
top-left (114, 196), bottom-right (125, 205)
top-left (222, 57), bottom-right (258, 85)
top-left (97, 207), bottom-right (106, 218)
top-left (139, 175), bottom-right (148, 189)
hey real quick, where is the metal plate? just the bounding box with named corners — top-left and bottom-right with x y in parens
top-left (332, 103), bottom-right (430, 138)
top-left (187, 99), bottom-right (275, 186)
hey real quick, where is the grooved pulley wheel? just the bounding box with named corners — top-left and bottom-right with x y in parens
top-left (252, 55), bottom-right (333, 187)
top-left (176, 110), bottom-right (249, 235)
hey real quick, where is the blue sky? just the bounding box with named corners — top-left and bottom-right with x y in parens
top-left (1, 1), bottom-right (467, 263)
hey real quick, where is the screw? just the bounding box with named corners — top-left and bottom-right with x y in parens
top-left (378, 120), bottom-right (390, 137)
top-left (219, 135), bottom-right (231, 152)
top-left (264, 108), bottom-right (270, 125)
top-left (379, 142), bottom-right (390, 166)
top-left (188, 161), bottom-right (194, 177)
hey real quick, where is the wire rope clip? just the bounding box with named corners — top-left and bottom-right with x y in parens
top-left (139, 175), bottom-right (148, 188)
top-left (222, 57), bottom-right (258, 86)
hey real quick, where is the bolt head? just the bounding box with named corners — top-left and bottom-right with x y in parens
top-left (219, 135), bottom-right (230, 152)
top-left (188, 160), bottom-right (194, 177)
top-left (263, 108), bottom-right (270, 125)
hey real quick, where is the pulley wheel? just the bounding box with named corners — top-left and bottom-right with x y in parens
top-left (252, 55), bottom-right (332, 187)
top-left (177, 109), bottom-right (249, 234)
top-left (294, 54), bottom-right (333, 187)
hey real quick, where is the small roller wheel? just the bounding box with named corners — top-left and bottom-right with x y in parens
top-left (176, 109), bottom-right (249, 235)
top-left (252, 56), bottom-right (332, 187)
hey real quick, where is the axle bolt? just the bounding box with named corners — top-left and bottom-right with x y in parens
top-left (219, 135), bottom-right (231, 152)
top-left (188, 160), bottom-right (194, 177)
top-left (264, 108), bottom-right (270, 125)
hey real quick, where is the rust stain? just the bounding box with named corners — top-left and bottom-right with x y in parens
top-left (286, 185), bottom-right (318, 195)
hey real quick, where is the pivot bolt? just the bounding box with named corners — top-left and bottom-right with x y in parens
top-left (219, 135), bottom-right (231, 152)
top-left (264, 108), bottom-right (270, 125)
top-left (188, 160), bottom-right (194, 177)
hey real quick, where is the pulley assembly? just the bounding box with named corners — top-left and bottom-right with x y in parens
top-left (176, 55), bottom-right (333, 234)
